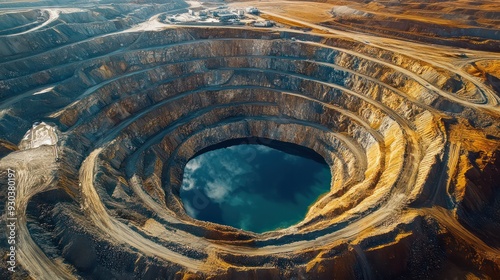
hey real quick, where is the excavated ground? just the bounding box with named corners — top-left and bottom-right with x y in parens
top-left (0, 0), bottom-right (499, 279)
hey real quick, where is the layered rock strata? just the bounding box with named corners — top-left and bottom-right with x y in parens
top-left (0, 4), bottom-right (499, 279)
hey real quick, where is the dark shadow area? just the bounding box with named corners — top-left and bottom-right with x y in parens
top-left (191, 137), bottom-right (327, 165)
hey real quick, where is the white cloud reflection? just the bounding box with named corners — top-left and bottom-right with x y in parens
top-left (181, 145), bottom-right (262, 211)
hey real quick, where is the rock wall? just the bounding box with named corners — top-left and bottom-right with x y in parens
top-left (0, 4), bottom-right (499, 279)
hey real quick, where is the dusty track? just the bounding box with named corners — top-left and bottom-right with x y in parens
top-left (1, 0), bottom-right (499, 278)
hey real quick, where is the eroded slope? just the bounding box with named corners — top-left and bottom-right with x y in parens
top-left (0, 1), bottom-right (499, 279)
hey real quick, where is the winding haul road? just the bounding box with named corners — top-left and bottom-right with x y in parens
top-left (0, 9), bottom-right (60, 38)
top-left (0, 147), bottom-right (76, 279)
top-left (1, 1), bottom-right (499, 278)
top-left (259, 10), bottom-right (500, 109)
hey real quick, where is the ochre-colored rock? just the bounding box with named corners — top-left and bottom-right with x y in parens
top-left (0, 0), bottom-right (499, 279)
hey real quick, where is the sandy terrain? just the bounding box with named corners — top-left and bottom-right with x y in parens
top-left (0, 0), bottom-right (499, 279)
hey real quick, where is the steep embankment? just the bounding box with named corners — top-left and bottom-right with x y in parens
top-left (0, 1), bottom-right (499, 279)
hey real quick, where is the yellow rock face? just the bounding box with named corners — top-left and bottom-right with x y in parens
top-left (0, 0), bottom-right (499, 279)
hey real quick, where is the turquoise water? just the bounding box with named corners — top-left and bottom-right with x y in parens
top-left (179, 144), bottom-right (331, 233)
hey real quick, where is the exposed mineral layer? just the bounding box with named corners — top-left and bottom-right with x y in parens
top-left (0, 0), bottom-right (499, 279)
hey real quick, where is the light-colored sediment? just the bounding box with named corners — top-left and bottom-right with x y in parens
top-left (0, 0), bottom-right (499, 279)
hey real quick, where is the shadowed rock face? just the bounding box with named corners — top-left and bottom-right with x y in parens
top-left (0, 1), bottom-right (499, 279)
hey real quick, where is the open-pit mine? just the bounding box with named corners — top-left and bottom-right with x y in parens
top-left (0, 0), bottom-right (499, 279)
